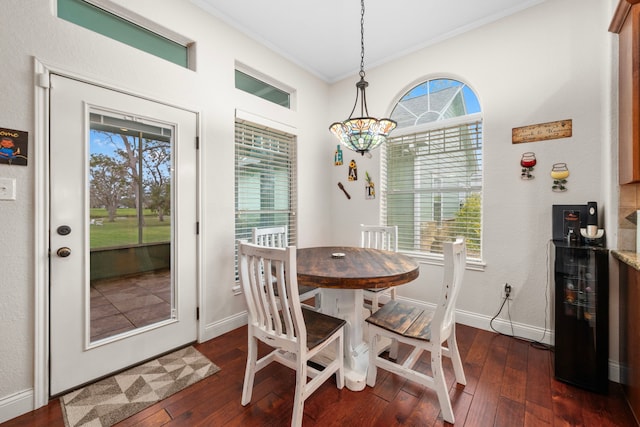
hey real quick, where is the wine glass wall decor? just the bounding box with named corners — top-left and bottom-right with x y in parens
top-left (551, 162), bottom-right (569, 192)
top-left (520, 152), bottom-right (536, 179)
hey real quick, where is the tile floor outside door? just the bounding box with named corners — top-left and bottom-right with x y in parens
top-left (90, 269), bottom-right (171, 341)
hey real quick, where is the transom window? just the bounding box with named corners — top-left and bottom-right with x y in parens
top-left (383, 78), bottom-right (482, 261)
top-left (57, 0), bottom-right (192, 68)
top-left (235, 70), bottom-right (291, 109)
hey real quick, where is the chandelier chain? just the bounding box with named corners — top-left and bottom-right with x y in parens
top-left (360, 0), bottom-right (365, 78)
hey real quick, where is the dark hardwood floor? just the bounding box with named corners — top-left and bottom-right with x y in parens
top-left (3, 323), bottom-right (638, 426)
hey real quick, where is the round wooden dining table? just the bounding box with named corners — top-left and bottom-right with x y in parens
top-left (296, 246), bottom-right (419, 391)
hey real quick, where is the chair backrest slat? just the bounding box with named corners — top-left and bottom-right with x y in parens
top-left (360, 224), bottom-right (398, 252)
top-left (253, 226), bottom-right (288, 248)
top-left (433, 237), bottom-right (466, 341)
top-left (238, 241), bottom-right (306, 346)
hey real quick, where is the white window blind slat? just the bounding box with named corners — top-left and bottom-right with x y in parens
top-left (234, 120), bottom-right (297, 279)
top-left (384, 120), bottom-right (482, 259)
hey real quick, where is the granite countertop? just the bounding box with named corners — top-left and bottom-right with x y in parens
top-left (612, 250), bottom-right (640, 271)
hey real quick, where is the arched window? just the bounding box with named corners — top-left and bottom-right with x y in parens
top-left (383, 78), bottom-right (482, 260)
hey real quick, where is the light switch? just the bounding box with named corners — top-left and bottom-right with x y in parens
top-left (0, 178), bottom-right (16, 200)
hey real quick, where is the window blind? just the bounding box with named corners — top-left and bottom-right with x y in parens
top-left (383, 120), bottom-right (482, 259)
top-left (234, 120), bottom-right (297, 277)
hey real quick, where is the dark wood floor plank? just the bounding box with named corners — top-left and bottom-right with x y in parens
top-left (495, 396), bottom-right (525, 427)
top-left (551, 379), bottom-right (586, 426)
top-left (2, 324), bottom-right (638, 427)
top-left (373, 389), bottom-right (420, 426)
top-left (403, 387), bottom-right (443, 426)
top-left (454, 323), bottom-right (478, 362)
top-left (524, 400), bottom-right (554, 426)
top-left (501, 338), bottom-right (529, 403)
top-left (525, 345), bottom-right (554, 410)
top-left (118, 408), bottom-right (172, 427)
top-left (464, 332), bottom-right (510, 426)
top-left (431, 387), bottom-right (473, 427)
top-left (460, 328), bottom-right (494, 395)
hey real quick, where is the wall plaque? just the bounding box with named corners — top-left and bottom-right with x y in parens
top-left (512, 119), bottom-right (572, 144)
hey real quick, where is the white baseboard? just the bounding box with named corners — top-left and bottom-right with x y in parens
top-left (0, 389), bottom-right (34, 424)
top-left (200, 311), bottom-right (248, 342)
top-left (609, 359), bottom-right (621, 384)
top-left (456, 308), bottom-right (554, 345)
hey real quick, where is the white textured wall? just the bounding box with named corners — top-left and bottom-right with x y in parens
top-left (0, 0), bottom-right (331, 420)
top-left (0, 0), bottom-right (620, 421)
top-left (330, 0), bottom-right (616, 350)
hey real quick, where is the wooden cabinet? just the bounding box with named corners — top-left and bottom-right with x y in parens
top-left (611, 1), bottom-right (640, 184)
top-left (619, 262), bottom-right (640, 420)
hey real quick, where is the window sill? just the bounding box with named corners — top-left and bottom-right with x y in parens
top-left (401, 251), bottom-right (486, 272)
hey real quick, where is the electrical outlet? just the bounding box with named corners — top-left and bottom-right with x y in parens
top-left (502, 283), bottom-right (514, 300)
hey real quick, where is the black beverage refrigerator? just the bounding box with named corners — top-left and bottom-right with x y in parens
top-left (553, 240), bottom-right (609, 393)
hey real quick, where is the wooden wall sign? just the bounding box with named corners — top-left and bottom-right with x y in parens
top-left (512, 119), bottom-right (572, 144)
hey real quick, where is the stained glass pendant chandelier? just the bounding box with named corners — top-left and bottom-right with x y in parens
top-left (329, 0), bottom-right (396, 156)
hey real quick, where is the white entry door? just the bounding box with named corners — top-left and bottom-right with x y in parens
top-left (49, 74), bottom-right (198, 395)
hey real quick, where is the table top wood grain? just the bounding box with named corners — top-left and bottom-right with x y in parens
top-left (296, 246), bottom-right (419, 290)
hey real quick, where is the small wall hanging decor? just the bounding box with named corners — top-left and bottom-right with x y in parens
top-left (551, 163), bottom-right (569, 192)
top-left (348, 159), bottom-right (358, 181)
top-left (334, 145), bottom-right (343, 165)
top-left (512, 119), bottom-right (572, 144)
top-left (365, 171), bottom-right (375, 199)
top-left (0, 127), bottom-right (28, 166)
top-left (337, 182), bottom-right (351, 199)
top-left (520, 152), bottom-right (536, 179)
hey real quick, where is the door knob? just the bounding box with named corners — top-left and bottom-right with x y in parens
top-left (56, 247), bottom-right (71, 258)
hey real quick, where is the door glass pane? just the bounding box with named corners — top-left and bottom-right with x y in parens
top-left (89, 109), bottom-right (173, 343)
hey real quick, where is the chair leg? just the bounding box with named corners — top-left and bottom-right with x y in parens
top-left (241, 335), bottom-right (258, 406)
top-left (291, 358), bottom-right (307, 427)
top-left (371, 293), bottom-right (380, 313)
top-left (448, 331), bottom-right (467, 385)
top-left (431, 348), bottom-right (455, 424)
top-left (336, 332), bottom-right (345, 389)
top-left (366, 330), bottom-right (378, 387)
top-left (388, 337), bottom-right (399, 360)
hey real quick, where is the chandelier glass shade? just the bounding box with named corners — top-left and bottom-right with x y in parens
top-left (329, 0), bottom-right (396, 156)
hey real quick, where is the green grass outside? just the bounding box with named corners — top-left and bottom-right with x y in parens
top-left (90, 211), bottom-right (170, 248)
top-left (90, 207), bottom-right (156, 218)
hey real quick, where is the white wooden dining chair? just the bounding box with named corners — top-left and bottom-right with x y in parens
top-left (238, 242), bottom-right (345, 427)
top-left (252, 226), bottom-right (322, 310)
top-left (360, 224), bottom-right (398, 312)
top-left (365, 237), bottom-right (467, 424)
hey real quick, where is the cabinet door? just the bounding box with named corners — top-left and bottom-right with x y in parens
top-left (624, 265), bottom-right (640, 415)
top-left (616, 3), bottom-right (640, 183)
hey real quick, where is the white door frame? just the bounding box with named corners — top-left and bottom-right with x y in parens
top-left (33, 57), bottom-right (203, 408)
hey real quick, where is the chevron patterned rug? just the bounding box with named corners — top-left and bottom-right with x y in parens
top-left (60, 346), bottom-right (220, 427)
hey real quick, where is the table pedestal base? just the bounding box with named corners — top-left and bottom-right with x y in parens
top-left (320, 288), bottom-right (370, 391)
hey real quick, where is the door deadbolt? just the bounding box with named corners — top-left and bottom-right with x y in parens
top-left (57, 225), bottom-right (71, 235)
top-left (56, 247), bottom-right (71, 258)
